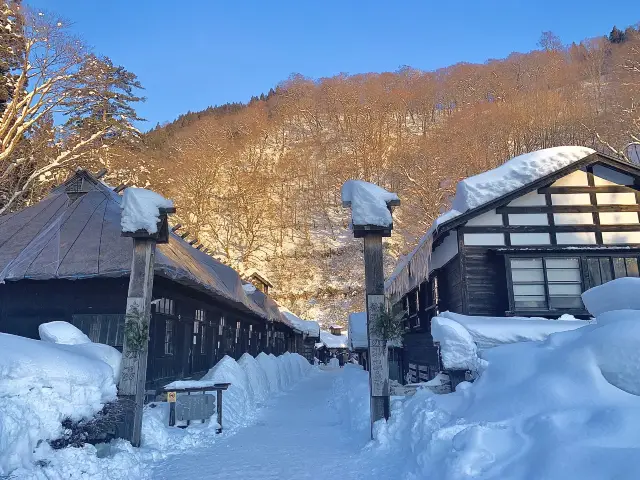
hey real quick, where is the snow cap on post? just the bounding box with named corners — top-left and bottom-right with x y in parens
top-left (341, 180), bottom-right (400, 238)
top-left (120, 187), bottom-right (175, 243)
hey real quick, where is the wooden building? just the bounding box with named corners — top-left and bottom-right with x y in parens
top-left (0, 170), bottom-right (301, 390)
top-left (280, 309), bottom-right (321, 364)
top-left (385, 148), bottom-right (640, 383)
top-left (315, 330), bottom-right (348, 364)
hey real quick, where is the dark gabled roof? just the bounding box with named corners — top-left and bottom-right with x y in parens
top-left (0, 170), bottom-right (289, 325)
top-left (431, 152), bottom-right (640, 244)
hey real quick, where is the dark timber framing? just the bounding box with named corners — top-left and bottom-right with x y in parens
top-left (390, 151), bottom-right (640, 388)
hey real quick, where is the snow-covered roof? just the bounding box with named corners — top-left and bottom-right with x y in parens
top-left (348, 312), bottom-right (368, 350)
top-left (318, 330), bottom-right (348, 349)
top-left (120, 187), bottom-right (173, 234)
top-left (280, 308), bottom-right (320, 337)
top-left (0, 171), bottom-right (288, 325)
top-left (385, 146), bottom-right (596, 301)
top-left (432, 311), bottom-right (588, 370)
top-left (341, 180), bottom-right (399, 228)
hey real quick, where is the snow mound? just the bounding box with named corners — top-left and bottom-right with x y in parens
top-left (582, 277), bottom-right (640, 316)
top-left (238, 353), bottom-right (270, 403)
top-left (39, 321), bottom-right (91, 345)
top-left (256, 352), bottom-right (280, 392)
top-left (201, 355), bottom-right (254, 427)
top-left (363, 307), bottom-right (640, 479)
top-left (431, 316), bottom-right (479, 371)
top-left (120, 187), bottom-right (173, 234)
top-left (432, 312), bottom-right (588, 370)
top-left (0, 333), bottom-right (117, 475)
top-left (341, 179), bottom-right (399, 227)
top-left (452, 146), bottom-right (595, 213)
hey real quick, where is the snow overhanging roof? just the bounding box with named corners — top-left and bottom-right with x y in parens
top-left (384, 146), bottom-right (616, 301)
top-left (0, 171), bottom-right (288, 325)
top-left (280, 308), bottom-right (320, 337)
top-left (318, 330), bottom-right (348, 349)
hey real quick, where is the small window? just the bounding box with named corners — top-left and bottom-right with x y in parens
top-left (509, 257), bottom-right (583, 311)
top-left (156, 298), bottom-right (175, 315)
top-left (164, 319), bottom-right (174, 355)
top-left (195, 309), bottom-right (206, 322)
top-left (200, 324), bottom-right (207, 354)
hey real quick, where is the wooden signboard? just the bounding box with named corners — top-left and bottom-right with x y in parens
top-left (366, 293), bottom-right (389, 397)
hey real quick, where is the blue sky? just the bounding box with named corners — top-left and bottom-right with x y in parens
top-left (28, 1), bottom-right (638, 130)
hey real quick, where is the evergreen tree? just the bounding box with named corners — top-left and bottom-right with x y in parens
top-left (609, 26), bottom-right (626, 44)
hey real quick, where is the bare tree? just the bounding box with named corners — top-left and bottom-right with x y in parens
top-left (0, 6), bottom-right (143, 213)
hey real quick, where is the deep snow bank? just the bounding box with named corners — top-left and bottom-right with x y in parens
top-left (0, 333), bottom-right (117, 475)
top-left (6, 350), bottom-right (313, 479)
top-left (346, 309), bottom-right (640, 479)
top-left (432, 311), bottom-right (588, 370)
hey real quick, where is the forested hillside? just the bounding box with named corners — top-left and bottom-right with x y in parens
top-left (96, 26), bottom-right (639, 325)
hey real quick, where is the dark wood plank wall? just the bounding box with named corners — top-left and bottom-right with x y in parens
top-left (461, 246), bottom-right (509, 316)
top-left (437, 256), bottom-right (464, 314)
top-left (0, 276), bottom-right (301, 390)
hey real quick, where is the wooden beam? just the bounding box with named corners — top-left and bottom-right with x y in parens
top-left (94, 168), bottom-right (108, 179)
top-left (497, 205), bottom-right (640, 214)
top-left (171, 223), bottom-right (182, 232)
top-left (180, 231), bottom-right (190, 239)
top-left (117, 238), bottom-right (156, 447)
top-left (586, 167), bottom-right (603, 244)
top-left (189, 239), bottom-right (198, 245)
top-left (461, 224), bottom-right (640, 233)
top-left (539, 185), bottom-right (640, 194)
top-left (114, 184), bottom-right (128, 193)
top-left (545, 192), bottom-right (557, 245)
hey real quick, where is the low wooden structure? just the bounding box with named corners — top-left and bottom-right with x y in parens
top-left (386, 150), bottom-right (640, 386)
top-left (0, 170), bottom-right (302, 390)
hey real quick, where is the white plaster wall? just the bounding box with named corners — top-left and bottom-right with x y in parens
top-left (602, 231), bottom-right (640, 244)
top-left (599, 212), bottom-right (639, 224)
top-left (507, 191), bottom-right (546, 206)
top-left (551, 193), bottom-right (591, 205)
top-left (596, 192), bottom-right (637, 205)
top-left (508, 213), bottom-right (548, 226)
top-left (556, 232), bottom-right (597, 245)
top-left (551, 170), bottom-right (589, 186)
top-left (553, 213), bottom-right (594, 225)
top-left (463, 233), bottom-right (505, 246)
top-left (510, 233), bottom-right (551, 245)
top-left (465, 210), bottom-right (503, 226)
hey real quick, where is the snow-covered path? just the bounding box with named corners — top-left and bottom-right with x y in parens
top-left (151, 369), bottom-right (392, 480)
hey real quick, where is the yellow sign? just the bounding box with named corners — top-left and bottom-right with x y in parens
top-left (167, 391), bottom-right (177, 403)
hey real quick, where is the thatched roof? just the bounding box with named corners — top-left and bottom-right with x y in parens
top-left (0, 170), bottom-right (288, 324)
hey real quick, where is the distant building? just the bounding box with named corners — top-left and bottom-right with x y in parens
top-left (245, 269), bottom-right (274, 295)
top-left (329, 325), bottom-right (343, 336)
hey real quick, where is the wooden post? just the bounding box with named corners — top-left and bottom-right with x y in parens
top-left (342, 183), bottom-right (398, 440)
top-left (216, 390), bottom-right (223, 433)
top-left (364, 234), bottom-right (390, 436)
top-left (117, 202), bottom-right (174, 447)
top-left (117, 238), bottom-right (157, 447)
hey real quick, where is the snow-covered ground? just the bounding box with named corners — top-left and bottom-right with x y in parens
top-left (2, 332), bottom-right (314, 479)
